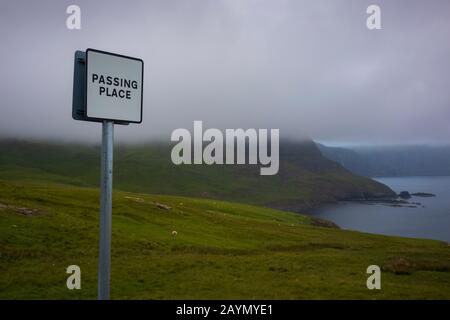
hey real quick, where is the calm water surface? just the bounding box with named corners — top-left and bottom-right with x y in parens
top-left (310, 176), bottom-right (450, 242)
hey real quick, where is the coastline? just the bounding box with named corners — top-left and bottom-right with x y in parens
top-left (306, 176), bottom-right (450, 242)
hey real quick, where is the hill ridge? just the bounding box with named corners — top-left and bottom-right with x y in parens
top-left (0, 138), bottom-right (395, 211)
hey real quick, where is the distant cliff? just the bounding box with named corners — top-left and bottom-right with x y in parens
top-left (318, 144), bottom-right (450, 177)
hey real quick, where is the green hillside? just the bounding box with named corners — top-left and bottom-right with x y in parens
top-left (0, 139), bottom-right (395, 211)
top-left (0, 180), bottom-right (449, 299)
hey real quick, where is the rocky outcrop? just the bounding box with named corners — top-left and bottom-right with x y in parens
top-left (411, 192), bottom-right (436, 197)
top-left (398, 191), bottom-right (411, 199)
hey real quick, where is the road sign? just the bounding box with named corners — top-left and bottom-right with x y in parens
top-left (72, 50), bottom-right (130, 125)
top-left (72, 49), bottom-right (144, 300)
top-left (86, 49), bottom-right (144, 123)
top-left (72, 51), bottom-right (87, 122)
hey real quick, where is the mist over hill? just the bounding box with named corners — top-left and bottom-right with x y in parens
top-left (318, 144), bottom-right (450, 177)
top-left (0, 138), bottom-right (394, 212)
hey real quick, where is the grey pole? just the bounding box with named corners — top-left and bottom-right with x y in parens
top-left (98, 120), bottom-right (114, 300)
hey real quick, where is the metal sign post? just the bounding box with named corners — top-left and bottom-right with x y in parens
top-left (98, 120), bottom-right (114, 300)
top-left (72, 48), bottom-right (143, 300)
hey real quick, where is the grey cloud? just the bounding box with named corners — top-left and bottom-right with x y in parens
top-left (0, 0), bottom-right (449, 144)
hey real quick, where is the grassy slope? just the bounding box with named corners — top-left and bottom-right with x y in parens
top-left (0, 180), bottom-right (449, 299)
top-left (0, 139), bottom-right (395, 210)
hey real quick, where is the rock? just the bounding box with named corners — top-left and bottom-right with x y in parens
top-left (411, 192), bottom-right (436, 197)
top-left (156, 203), bottom-right (171, 210)
top-left (125, 196), bottom-right (145, 203)
top-left (0, 203), bottom-right (42, 216)
top-left (310, 217), bottom-right (339, 229)
top-left (16, 207), bottom-right (39, 215)
top-left (398, 191), bottom-right (411, 199)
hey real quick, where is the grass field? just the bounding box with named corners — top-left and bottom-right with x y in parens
top-left (1, 179), bottom-right (449, 299)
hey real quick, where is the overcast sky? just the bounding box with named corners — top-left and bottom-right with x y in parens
top-left (0, 0), bottom-right (449, 145)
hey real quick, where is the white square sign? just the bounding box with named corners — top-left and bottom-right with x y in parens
top-left (86, 49), bottom-right (143, 123)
